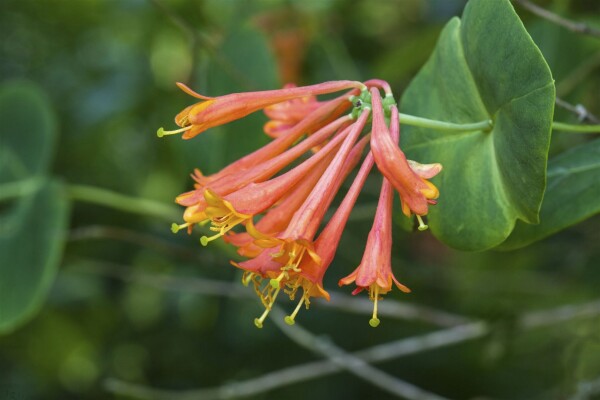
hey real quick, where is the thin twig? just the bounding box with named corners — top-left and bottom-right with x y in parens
top-left (105, 322), bottom-right (489, 400)
top-left (326, 291), bottom-right (471, 327)
top-left (67, 260), bottom-right (248, 299)
top-left (514, 0), bottom-right (600, 38)
top-left (102, 266), bottom-right (600, 400)
top-left (269, 306), bottom-right (450, 400)
top-left (555, 97), bottom-right (600, 124)
top-left (68, 260), bottom-right (471, 327)
top-left (556, 51), bottom-right (600, 97)
top-left (569, 376), bottom-right (600, 400)
top-left (67, 184), bottom-right (180, 223)
top-left (69, 225), bottom-right (205, 261)
top-left (105, 298), bottom-right (600, 400)
top-left (518, 298), bottom-right (600, 329)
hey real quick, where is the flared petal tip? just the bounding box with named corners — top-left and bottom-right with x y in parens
top-left (408, 160), bottom-right (443, 179)
top-left (176, 82), bottom-right (213, 100)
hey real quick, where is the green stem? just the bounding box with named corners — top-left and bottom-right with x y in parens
top-left (399, 113), bottom-right (493, 132)
top-left (67, 184), bottom-right (180, 222)
top-left (0, 177), bottom-right (44, 201)
top-left (552, 121), bottom-right (600, 133)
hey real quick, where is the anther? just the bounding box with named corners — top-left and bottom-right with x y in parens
top-left (200, 233), bottom-right (222, 246)
top-left (285, 291), bottom-right (308, 325)
top-left (369, 286), bottom-right (381, 328)
top-left (416, 215), bottom-right (429, 231)
top-left (253, 287), bottom-right (281, 329)
top-left (269, 272), bottom-right (286, 289)
top-left (157, 125), bottom-right (193, 138)
top-left (242, 273), bottom-right (254, 287)
top-left (254, 317), bottom-right (265, 329)
top-left (171, 222), bottom-right (189, 234)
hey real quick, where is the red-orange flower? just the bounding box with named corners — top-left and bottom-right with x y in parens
top-left (338, 174), bottom-right (411, 327)
top-left (158, 80), bottom-right (364, 139)
top-left (370, 89), bottom-right (442, 219)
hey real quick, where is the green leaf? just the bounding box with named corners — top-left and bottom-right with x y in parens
top-left (400, 0), bottom-right (555, 250)
top-left (0, 80), bottom-right (57, 184)
top-left (498, 139), bottom-right (600, 250)
top-left (0, 179), bottom-right (69, 334)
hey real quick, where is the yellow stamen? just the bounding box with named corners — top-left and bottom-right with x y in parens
top-left (254, 287), bottom-right (281, 329)
top-left (416, 215), bottom-right (429, 231)
top-left (274, 242), bottom-right (307, 273)
top-left (200, 233), bottom-right (221, 246)
top-left (284, 287), bottom-right (310, 325)
top-left (242, 272), bottom-right (254, 287)
top-left (369, 285), bottom-right (381, 328)
top-left (157, 125), bottom-right (193, 137)
top-left (171, 222), bottom-right (190, 234)
top-left (200, 213), bottom-right (248, 246)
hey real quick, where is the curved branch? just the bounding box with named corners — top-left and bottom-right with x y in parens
top-left (514, 0), bottom-right (600, 38)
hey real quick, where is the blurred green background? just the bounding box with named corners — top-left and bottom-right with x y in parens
top-left (1, 0), bottom-right (599, 399)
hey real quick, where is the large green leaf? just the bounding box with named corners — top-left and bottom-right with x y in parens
top-left (0, 179), bottom-right (69, 334)
top-left (499, 138), bottom-right (600, 250)
top-left (0, 81), bottom-right (57, 184)
top-left (400, 0), bottom-right (555, 250)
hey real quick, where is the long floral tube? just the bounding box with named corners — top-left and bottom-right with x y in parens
top-left (161, 80), bottom-right (364, 139)
top-left (225, 135), bottom-right (370, 258)
top-left (193, 92), bottom-right (357, 186)
top-left (338, 173), bottom-right (411, 328)
top-left (176, 115), bottom-right (351, 212)
top-left (193, 125), bottom-right (354, 243)
top-left (278, 110), bottom-right (371, 242)
top-left (297, 150), bottom-right (375, 301)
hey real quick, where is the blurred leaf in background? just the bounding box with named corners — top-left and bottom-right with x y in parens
top-left (0, 82), bottom-right (69, 335)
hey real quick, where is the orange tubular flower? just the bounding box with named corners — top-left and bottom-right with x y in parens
top-left (369, 89), bottom-right (442, 222)
top-left (157, 80), bottom-right (365, 139)
top-left (338, 174), bottom-right (411, 328)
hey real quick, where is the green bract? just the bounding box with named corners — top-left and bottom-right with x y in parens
top-left (400, 0), bottom-right (555, 250)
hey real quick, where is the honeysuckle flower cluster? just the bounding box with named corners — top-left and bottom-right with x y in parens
top-left (159, 79), bottom-right (442, 328)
